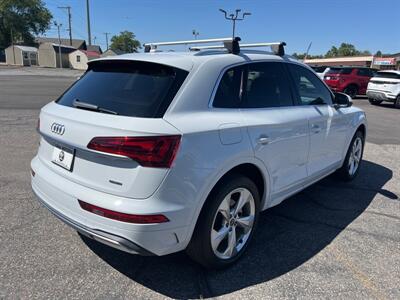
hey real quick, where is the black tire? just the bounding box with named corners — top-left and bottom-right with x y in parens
top-left (186, 174), bottom-right (260, 269)
top-left (368, 98), bottom-right (383, 105)
top-left (394, 95), bottom-right (400, 109)
top-left (344, 85), bottom-right (358, 99)
top-left (336, 130), bottom-right (365, 181)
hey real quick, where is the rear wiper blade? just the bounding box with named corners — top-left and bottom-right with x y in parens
top-left (72, 99), bottom-right (118, 115)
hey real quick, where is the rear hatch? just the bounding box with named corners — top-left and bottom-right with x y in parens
top-left (368, 72), bottom-right (400, 92)
top-left (37, 60), bottom-right (188, 199)
top-left (323, 67), bottom-right (343, 87)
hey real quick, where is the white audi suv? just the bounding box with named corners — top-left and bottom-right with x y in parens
top-left (31, 38), bottom-right (367, 268)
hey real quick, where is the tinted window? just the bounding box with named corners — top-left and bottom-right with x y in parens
top-left (340, 68), bottom-right (353, 74)
top-left (357, 68), bottom-right (371, 76)
top-left (326, 67), bottom-right (342, 74)
top-left (374, 72), bottom-right (400, 79)
top-left (213, 66), bottom-right (242, 108)
top-left (242, 62), bottom-right (293, 108)
top-left (312, 66), bottom-right (327, 73)
top-left (56, 61), bottom-right (188, 118)
top-left (288, 64), bottom-right (333, 105)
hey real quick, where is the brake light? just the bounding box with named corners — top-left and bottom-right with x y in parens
top-left (78, 200), bottom-right (169, 224)
top-left (87, 135), bottom-right (181, 168)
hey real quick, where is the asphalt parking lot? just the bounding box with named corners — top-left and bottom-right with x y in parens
top-left (0, 73), bottom-right (399, 299)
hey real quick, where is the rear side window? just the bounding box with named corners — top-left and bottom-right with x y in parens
top-left (213, 66), bottom-right (242, 108)
top-left (56, 61), bottom-right (188, 118)
top-left (288, 63), bottom-right (333, 105)
top-left (340, 68), bottom-right (353, 75)
top-left (374, 72), bottom-right (400, 79)
top-left (357, 68), bottom-right (371, 76)
top-left (242, 62), bottom-right (293, 108)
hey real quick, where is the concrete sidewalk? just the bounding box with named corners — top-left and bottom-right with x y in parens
top-left (0, 65), bottom-right (84, 77)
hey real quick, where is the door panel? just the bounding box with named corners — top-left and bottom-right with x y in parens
top-left (307, 105), bottom-right (349, 175)
top-left (286, 63), bottom-right (348, 178)
top-left (243, 108), bottom-right (309, 194)
top-left (240, 62), bottom-right (309, 197)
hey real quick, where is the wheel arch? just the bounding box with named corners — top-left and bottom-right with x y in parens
top-left (184, 161), bottom-right (269, 248)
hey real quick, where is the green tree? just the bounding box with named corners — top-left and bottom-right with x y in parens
top-left (110, 31), bottom-right (141, 53)
top-left (325, 43), bottom-right (371, 58)
top-left (0, 0), bottom-right (52, 48)
top-left (375, 50), bottom-right (382, 57)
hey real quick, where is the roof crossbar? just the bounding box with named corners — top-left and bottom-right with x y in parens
top-left (144, 37), bottom-right (241, 54)
top-left (190, 41), bottom-right (287, 56)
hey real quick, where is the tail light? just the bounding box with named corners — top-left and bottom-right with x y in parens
top-left (87, 135), bottom-right (181, 168)
top-left (78, 200), bottom-right (169, 224)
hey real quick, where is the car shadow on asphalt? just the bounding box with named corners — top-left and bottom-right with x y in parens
top-left (81, 159), bottom-right (396, 299)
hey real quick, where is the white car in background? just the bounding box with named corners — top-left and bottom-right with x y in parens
top-left (311, 65), bottom-right (331, 79)
top-left (367, 70), bottom-right (400, 108)
top-left (31, 37), bottom-right (367, 269)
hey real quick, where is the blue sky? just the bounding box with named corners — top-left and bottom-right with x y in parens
top-left (44, 0), bottom-right (400, 55)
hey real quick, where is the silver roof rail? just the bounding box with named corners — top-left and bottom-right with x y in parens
top-left (144, 37), bottom-right (241, 54)
top-left (190, 41), bottom-right (287, 56)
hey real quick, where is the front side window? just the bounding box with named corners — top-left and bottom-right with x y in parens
top-left (242, 62), bottom-right (293, 108)
top-left (213, 66), bottom-right (242, 108)
top-left (288, 64), bottom-right (333, 105)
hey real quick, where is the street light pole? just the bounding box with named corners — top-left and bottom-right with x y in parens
top-left (219, 9), bottom-right (251, 39)
top-left (54, 21), bottom-right (63, 68)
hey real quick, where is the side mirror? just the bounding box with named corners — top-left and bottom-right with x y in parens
top-left (333, 92), bottom-right (353, 108)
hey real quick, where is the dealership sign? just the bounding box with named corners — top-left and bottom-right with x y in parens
top-left (373, 57), bottom-right (397, 65)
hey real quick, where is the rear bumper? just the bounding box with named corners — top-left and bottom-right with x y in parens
top-left (31, 155), bottom-right (193, 256)
top-left (33, 187), bottom-right (154, 255)
top-left (366, 90), bottom-right (397, 101)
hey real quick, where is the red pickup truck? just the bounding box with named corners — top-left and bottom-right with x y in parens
top-left (324, 67), bottom-right (377, 98)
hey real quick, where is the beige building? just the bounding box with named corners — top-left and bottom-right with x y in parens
top-left (38, 42), bottom-right (76, 68)
top-left (5, 45), bottom-right (38, 66)
top-left (69, 50), bottom-right (101, 70)
top-left (101, 49), bottom-right (125, 57)
top-left (304, 56), bottom-right (374, 67)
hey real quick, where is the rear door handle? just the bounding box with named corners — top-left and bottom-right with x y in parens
top-left (257, 136), bottom-right (271, 145)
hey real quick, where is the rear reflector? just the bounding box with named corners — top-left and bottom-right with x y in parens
top-left (87, 135), bottom-right (181, 168)
top-left (78, 200), bottom-right (169, 224)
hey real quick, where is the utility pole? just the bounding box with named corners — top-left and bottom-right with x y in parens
top-left (86, 0), bottom-right (92, 45)
top-left (219, 9), bottom-right (251, 39)
top-left (54, 22), bottom-right (63, 68)
top-left (58, 6), bottom-right (72, 46)
top-left (103, 32), bottom-right (110, 49)
top-left (10, 27), bottom-right (16, 65)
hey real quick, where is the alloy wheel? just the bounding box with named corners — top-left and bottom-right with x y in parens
top-left (348, 137), bottom-right (362, 176)
top-left (211, 187), bottom-right (256, 260)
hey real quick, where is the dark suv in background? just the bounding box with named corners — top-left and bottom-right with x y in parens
top-left (324, 67), bottom-right (377, 98)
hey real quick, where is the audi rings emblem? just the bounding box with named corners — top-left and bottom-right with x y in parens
top-left (51, 123), bottom-right (65, 135)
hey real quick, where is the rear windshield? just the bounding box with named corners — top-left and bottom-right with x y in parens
top-left (56, 60), bottom-right (188, 118)
top-left (327, 68), bottom-right (352, 75)
top-left (374, 72), bottom-right (400, 79)
top-left (311, 66), bottom-right (327, 73)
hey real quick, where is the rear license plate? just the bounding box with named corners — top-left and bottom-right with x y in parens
top-left (52, 145), bottom-right (75, 171)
